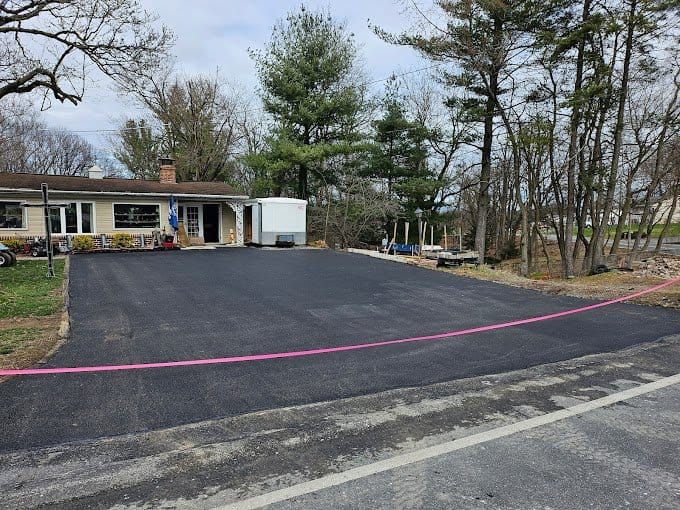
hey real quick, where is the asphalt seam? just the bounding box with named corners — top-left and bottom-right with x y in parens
top-left (220, 372), bottom-right (680, 510)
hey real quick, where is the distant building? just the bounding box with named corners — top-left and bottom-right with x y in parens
top-left (630, 197), bottom-right (680, 225)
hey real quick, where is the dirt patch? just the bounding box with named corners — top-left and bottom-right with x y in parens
top-left (407, 255), bottom-right (680, 309)
top-left (633, 256), bottom-right (680, 279)
top-left (0, 315), bottom-right (61, 371)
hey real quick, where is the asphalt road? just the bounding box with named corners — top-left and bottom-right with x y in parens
top-left (1, 249), bottom-right (679, 452)
top-left (267, 382), bottom-right (680, 510)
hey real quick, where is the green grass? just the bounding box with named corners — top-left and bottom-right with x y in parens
top-left (0, 259), bottom-right (65, 319)
top-left (642, 223), bottom-right (680, 237)
top-left (572, 223), bottom-right (680, 239)
top-left (0, 327), bottom-right (45, 354)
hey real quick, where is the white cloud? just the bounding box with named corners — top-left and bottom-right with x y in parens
top-left (40, 0), bottom-right (427, 154)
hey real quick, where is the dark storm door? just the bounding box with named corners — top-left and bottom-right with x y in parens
top-left (202, 204), bottom-right (220, 243)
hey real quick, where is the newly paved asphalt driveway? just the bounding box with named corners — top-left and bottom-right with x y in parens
top-left (2, 249), bottom-right (679, 452)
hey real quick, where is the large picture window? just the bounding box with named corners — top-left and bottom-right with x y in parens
top-left (114, 204), bottom-right (160, 229)
top-left (0, 202), bottom-right (26, 229)
top-left (49, 202), bottom-right (94, 234)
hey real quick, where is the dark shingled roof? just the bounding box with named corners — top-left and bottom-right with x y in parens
top-left (0, 172), bottom-right (247, 197)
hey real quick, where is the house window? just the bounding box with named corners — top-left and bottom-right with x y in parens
top-left (50, 208), bottom-right (61, 233)
top-left (186, 206), bottom-right (200, 237)
top-left (178, 205), bottom-right (184, 227)
top-left (114, 204), bottom-right (160, 229)
top-left (81, 203), bottom-right (93, 233)
top-left (65, 203), bottom-right (78, 233)
top-left (49, 203), bottom-right (94, 234)
top-left (0, 201), bottom-right (25, 229)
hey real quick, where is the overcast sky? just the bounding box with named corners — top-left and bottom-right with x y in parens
top-left (40, 0), bottom-right (426, 160)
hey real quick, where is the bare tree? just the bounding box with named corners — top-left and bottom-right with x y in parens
top-left (231, 98), bottom-right (269, 195)
top-left (0, 109), bottom-right (95, 174)
top-left (401, 75), bottom-right (475, 211)
top-left (309, 171), bottom-right (401, 248)
top-left (0, 0), bottom-right (172, 106)
top-left (113, 118), bottom-right (160, 179)
top-left (31, 127), bottom-right (95, 175)
top-left (0, 97), bottom-right (32, 170)
top-left (125, 73), bottom-right (245, 183)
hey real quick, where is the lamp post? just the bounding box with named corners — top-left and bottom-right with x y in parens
top-left (21, 184), bottom-right (70, 277)
top-left (311, 166), bottom-right (331, 246)
top-left (415, 207), bottom-right (423, 257)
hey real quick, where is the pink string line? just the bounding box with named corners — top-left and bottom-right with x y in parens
top-left (2, 276), bottom-right (679, 377)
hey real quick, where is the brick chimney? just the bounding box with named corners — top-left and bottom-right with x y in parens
top-left (158, 156), bottom-right (176, 184)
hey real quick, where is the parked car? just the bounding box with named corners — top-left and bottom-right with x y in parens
top-left (0, 242), bottom-right (17, 267)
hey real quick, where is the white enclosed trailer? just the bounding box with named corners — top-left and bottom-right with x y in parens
top-left (244, 198), bottom-right (307, 246)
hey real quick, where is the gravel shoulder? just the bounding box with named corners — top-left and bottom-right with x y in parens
top-left (408, 255), bottom-right (680, 309)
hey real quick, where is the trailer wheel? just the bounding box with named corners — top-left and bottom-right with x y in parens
top-left (31, 249), bottom-right (39, 257)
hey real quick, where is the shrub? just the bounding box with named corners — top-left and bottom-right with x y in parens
top-left (111, 233), bottom-right (136, 248)
top-left (72, 235), bottom-right (95, 251)
top-left (2, 238), bottom-right (26, 253)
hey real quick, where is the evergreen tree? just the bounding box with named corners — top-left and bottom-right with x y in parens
top-left (250, 5), bottom-right (367, 199)
top-left (368, 95), bottom-right (434, 214)
top-left (376, 0), bottom-right (551, 263)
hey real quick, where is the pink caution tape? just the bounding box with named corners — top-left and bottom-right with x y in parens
top-left (1, 276), bottom-right (679, 377)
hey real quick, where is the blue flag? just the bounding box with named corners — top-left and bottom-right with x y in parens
top-left (169, 194), bottom-right (179, 230)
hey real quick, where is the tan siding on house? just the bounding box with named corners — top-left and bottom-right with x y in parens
top-left (27, 201), bottom-right (42, 235)
top-left (656, 197), bottom-right (680, 224)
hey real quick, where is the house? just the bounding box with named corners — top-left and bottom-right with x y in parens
top-left (630, 197), bottom-right (680, 225)
top-left (0, 159), bottom-right (250, 247)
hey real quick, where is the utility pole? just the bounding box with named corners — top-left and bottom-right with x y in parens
top-left (415, 208), bottom-right (423, 257)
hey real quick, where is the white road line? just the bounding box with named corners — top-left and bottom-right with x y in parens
top-left (220, 372), bottom-right (680, 510)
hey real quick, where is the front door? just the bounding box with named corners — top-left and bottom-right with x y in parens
top-left (186, 206), bottom-right (200, 238)
top-left (203, 204), bottom-right (220, 243)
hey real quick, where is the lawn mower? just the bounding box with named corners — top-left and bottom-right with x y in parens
top-left (28, 237), bottom-right (67, 257)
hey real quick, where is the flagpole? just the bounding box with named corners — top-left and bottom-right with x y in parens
top-left (169, 194), bottom-right (179, 246)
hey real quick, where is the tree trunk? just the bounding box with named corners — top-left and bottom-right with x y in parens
top-left (298, 164), bottom-right (308, 200)
top-left (474, 16), bottom-right (503, 266)
top-left (564, 0), bottom-right (591, 278)
top-left (475, 91), bottom-right (495, 265)
top-left (610, 172), bottom-right (635, 254)
top-left (590, 0), bottom-right (637, 273)
top-left (655, 187), bottom-right (679, 252)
